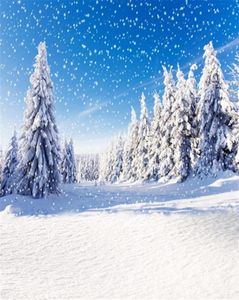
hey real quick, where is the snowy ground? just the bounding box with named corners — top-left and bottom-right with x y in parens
top-left (1, 171), bottom-right (239, 299)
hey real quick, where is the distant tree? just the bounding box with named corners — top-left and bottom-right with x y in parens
top-left (17, 42), bottom-right (61, 198)
top-left (121, 107), bottom-right (139, 181)
top-left (133, 93), bottom-right (150, 181)
top-left (0, 148), bottom-right (3, 183)
top-left (159, 67), bottom-right (176, 179)
top-left (99, 140), bottom-right (115, 183)
top-left (146, 93), bottom-right (162, 181)
top-left (0, 131), bottom-right (18, 197)
top-left (77, 154), bottom-right (99, 182)
top-left (61, 139), bottom-right (77, 184)
top-left (68, 139), bottom-right (77, 183)
top-left (230, 52), bottom-right (239, 101)
top-left (170, 66), bottom-right (194, 181)
top-left (232, 117), bottom-right (239, 172)
top-left (98, 151), bottom-right (108, 183)
top-left (110, 134), bottom-right (125, 183)
top-left (186, 64), bottom-right (199, 171)
top-left (196, 42), bottom-right (235, 176)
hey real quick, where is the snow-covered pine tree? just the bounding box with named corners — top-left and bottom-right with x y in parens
top-left (159, 66), bottom-right (176, 179)
top-left (146, 93), bottom-right (162, 181)
top-left (0, 131), bottom-right (18, 197)
top-left (121, 107), bottom-right (139, 181)
top-left (99, 140), bottom-right (115, 183)
top-left (99, 150), bottom-right (108, 183)
top-left (186, 64), bottom-right (199, 171)
top-left (77, 154), bottom-right (99, 182)
top-left (61, 139), bottom-right (77, 183)
top-left (133, 93), bottom-right (150, 181)
top-left (230, 52), bottom-right (239, 101)
top-left (0, 148), bottom-right (3, 183)
top-left (170, 66), bottom-right (194, 181)
top-left (196, 41), bottom-right (235, 176)
top-left (61, 140), bottom-right (70, 183)
top-left (17, 42), bottom-right (61, 198)
top-left (232, 116), bottom-right (239, 172)
top-left (110, 134), bottom-right (125, 183)
top-left (68, 139), bottom-right (77, 183)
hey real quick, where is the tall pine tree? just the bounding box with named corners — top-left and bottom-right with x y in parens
top-left (121, 107), bottom-right (139, 181)
top-left (186, 64), bottom-right (199, 171)
top-left (133, 93), bottom-right (150, 181)
top-left (159, 66), bottom-right (176, 179)
top-left (17, 42), bottom-right (61, 198)
top-left (170, 66), bottom-right (193, 181)
top-left (230, 52), bottom-right (239, 101)
top-left (0, 131), bottom-right (18, 196)
top-left (196, 41), bottom-right (235, 176)
top-left (110, 134), bottom-right (125, 183)
top-left (61, 139), bottom-right (77, 184)
top-left (146, 93), bottom-right (162, 181)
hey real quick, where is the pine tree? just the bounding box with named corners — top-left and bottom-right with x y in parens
top-left (61, 140), bottom-right (70, 183)
top-left (99, 140), bottom-right (115, 183)
top-left (159, 67), bottom-right (176, 179)
top-left (77, 153), bottom-right (99, 182)
top-left (133, 93), bottom-right (150, 181)
top-left (110, 134), bottom-right (125, 183)
top-left (170, 66), bottom-right (193, 181)
top-left (0, 148), bottom-right (3, 183)
top-left (229, 106), bottom-right (239, 173)
top-left (232, 119), bottom-right (239, 172)
top-left (68, 139), bottom-right (77, 183)
top-left (186, 64), bottom-right (199, 170)
top-left (230, 52), bottom-right (239, 101)
top-left (0, 131), bottom-right (18, 196)
top-left (61, 139), bottom-right (77, 184)
top-left (121, 107), bottom-right (139, 181)
top-left (146, 93), bottom-right (162, 181)
top-left (196, 42), bottom-right (235, 176)
top-left (17, 42), bottom-right (61, 198)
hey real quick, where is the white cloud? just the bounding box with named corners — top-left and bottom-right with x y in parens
top-left (78, 101), bottom-right (108, 118)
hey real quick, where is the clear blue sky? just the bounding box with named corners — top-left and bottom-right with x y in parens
top-left (0, 0), bottom-right (238, 153)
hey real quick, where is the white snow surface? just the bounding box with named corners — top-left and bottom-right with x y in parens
top-left (1, 171), bottom-right (239, 299)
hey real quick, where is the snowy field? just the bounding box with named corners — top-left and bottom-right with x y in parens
top-left (1, 172), bottom-right (239, 299)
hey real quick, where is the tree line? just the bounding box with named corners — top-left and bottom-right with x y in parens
top-left (99, 42), bottom-right (239, 184)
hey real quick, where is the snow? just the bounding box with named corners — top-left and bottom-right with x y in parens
top-left (1, 172), bottom-right (239, 299)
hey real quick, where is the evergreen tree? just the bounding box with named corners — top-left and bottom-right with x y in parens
top-left (170, 66), bottom-right (193, 181)
top-left (121, 107), bottom-right (139, 181)
top-left (186, 64), bottom-right (199, 170)
top-left (230, 52), bottom-right (239, 101)
top-left (229, 107), bottom-right (239, 173)
top-left (196, 42), bottom-right (235, 176)
top-left (133, 93), bottom-right (150, 180)
top-left (99, 151), bottom-right (108, 183)
top-left (61, 140), bottom-right (70, 183)
top-left (0, 131), bottom-right (18, 196)
top-left (233, 120), bottom-right (239, 172)
top-left (61, 139), bottom-right (77, 183)
top-left (159, 66), bottom-right (176, 179)
top-left (146, 93), bottom-right (162, 180)
top-left (110, 134), bottom-right (125, 183)
top-left (17, 42), bottom-right (61, 198)
top-left (0, 148), bottom-right (3, 184)
top-left (68, 139), bottom-right (77, 183)
top-left (99, 140), bottom-right (115, 183)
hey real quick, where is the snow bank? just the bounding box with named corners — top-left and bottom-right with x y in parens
top-left (0, 172), bottom-right (239, 299)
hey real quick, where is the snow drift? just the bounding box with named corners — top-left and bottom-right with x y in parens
top-left (0, 172), bottom-right (239, 299)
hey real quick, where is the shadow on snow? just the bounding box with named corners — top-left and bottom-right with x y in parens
top-left (0, 171), bottom-right (238, 217)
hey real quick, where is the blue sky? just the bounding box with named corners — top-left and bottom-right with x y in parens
top-left (0, 0), bottom-right (238, 153)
